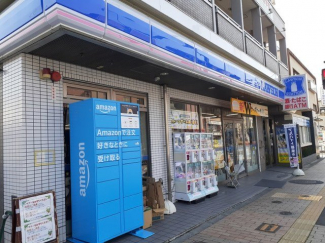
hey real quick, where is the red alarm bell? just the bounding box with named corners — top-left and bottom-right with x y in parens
top-left (51, 71), bottom-right (61, 82)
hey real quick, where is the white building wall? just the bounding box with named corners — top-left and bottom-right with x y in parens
top-left (2, 54), bottom-right (65, 242)
top-left (2, 53), bottom-right (232, 241)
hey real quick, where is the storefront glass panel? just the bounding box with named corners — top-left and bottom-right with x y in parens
top-left (200, 106), bottom-right (226, 182)
top-left (244, 117), bottom-right (258, 172)
top-left (170, 101), bottom-right (199, 132)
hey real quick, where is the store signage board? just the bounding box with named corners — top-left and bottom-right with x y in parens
top-left (284, 124), bottom-right (299, 168)
top-left (283, 75), bottom-right (309, 111)
top-left (170, 109), bottom-right (199, 130)
top-left (12, 191), bottom-right (59, 243)
top-left (231, 98), bottom-right (268, 117)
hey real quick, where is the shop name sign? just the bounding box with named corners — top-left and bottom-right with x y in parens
top-left (231, 98), bottom-right (268, 117)
top-left (283, 75), bottom-right (309, 111)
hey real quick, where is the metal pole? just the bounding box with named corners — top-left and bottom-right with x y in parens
top-left (255, 117), bottom-right (262, 172)
top-left (163, 85), bottom-right (172, 201)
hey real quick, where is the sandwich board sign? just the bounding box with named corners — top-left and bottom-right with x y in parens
top-left (11, 191), bottom-right (59, 243)
top-left (283, 75), bottom-right (309, 111)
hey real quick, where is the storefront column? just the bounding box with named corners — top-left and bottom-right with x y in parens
top-left (256, 116), bottom-right (267, 171)
top-left (0, 68), bottom-right (3, 225)
top-left (2, 54), bottom-right (65, 242)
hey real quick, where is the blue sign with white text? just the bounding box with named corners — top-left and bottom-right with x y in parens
top-left (284, 124), bottom-right (298, 168)
top-left (70, 98), bottom-right (143, 243)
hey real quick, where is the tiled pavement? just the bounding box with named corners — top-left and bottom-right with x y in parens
top-left (184, 159), bottom-right (325, 243)
top-left (108, 165), bottom-right (298, 242)
top-left (67, 159), bottom-right (325, 243)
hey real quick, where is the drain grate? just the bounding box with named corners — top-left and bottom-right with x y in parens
top-left (256, 223), bottom-right (281, 233)
top-left (280, 211), bottom-right (293, 215)
top-left (272, 200), bottom-right (283, 204)
top-left (300, 195), bottom-right (310, 198)
top-left (289, 179), bottom-right (324, 185)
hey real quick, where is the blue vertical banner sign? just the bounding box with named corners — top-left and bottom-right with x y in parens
top-left (284, 124), bottom-right (299, 168)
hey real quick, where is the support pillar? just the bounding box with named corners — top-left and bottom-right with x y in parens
top-left (267, 25), bottom-right (277, 56)
top-left (231, 0), bottom-right (244, 28)
top-left (279, 38), bottom-right (287, 65)
top-left (251, 7), bottom-right (263, 44)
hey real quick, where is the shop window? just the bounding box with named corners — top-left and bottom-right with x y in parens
top-left (67, 87), bottom-right (92, 97)
top-left (200, 105), bottom-right (226, 182)
top-left (299, 126), bottom-right (312, 146)
top-left (64, 83), bottom-right (110, 101)
top-left (114, 91), bottom-right (150, 177)
top-left (116, 94), bottom-right (131, 102)
top-left (244, 117), bottom-right (258, 172)
top-left (170, 101), bottom-right (199, 132)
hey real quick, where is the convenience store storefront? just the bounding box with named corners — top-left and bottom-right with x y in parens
top-left (0, 1), bottom-right (286, 241)
top-left (170, 99), bottom-right (262, 183)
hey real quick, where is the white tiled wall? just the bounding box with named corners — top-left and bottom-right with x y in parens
top-left (2, 54), bottom-right (65, 242)
top-left (2, 53), bottom-right (230, 242)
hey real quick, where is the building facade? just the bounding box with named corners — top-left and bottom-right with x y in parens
top-left (0, 0), bottom-right (290, 241)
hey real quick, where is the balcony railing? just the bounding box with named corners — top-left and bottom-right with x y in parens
top-left (279, 61), bottom-right (289, 80)
top-left (245, 31), bottom-right (264, 64)
top-left (265, 49), bottom-right (279, 75)
top-left (217, 9), bottom-right (244, 51)
top-left (167, 0), bottom-right (214, 30)
top-left (164, 0), bottom-right (288, 82)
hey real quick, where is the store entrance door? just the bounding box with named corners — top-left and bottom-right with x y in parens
top-left (224, 120), bottom-right (246, 174)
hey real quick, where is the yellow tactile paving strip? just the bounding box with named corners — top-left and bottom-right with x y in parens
top-left (272, 192), bottom-right (323, 201)
top-left (278, 187), bottom-right (325, 243)
top-left (298, 195), bottom-right (322, 201)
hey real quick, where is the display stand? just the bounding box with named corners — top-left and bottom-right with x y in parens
top-left (174, 133), bottom-right (219, 202)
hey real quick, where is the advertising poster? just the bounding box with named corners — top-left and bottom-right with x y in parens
top-left (120, 104), bottom-right (139, 128)
top-left (19, 192), bottom-right (57, 243)
top-left (283, 75), bottom-right (309, 111)
top-left (170, 109), bottom-right (199, 130)
top-left (284, 124), bottom-right (299, 168)
top-left (276, 126), bottom-right (289, 163)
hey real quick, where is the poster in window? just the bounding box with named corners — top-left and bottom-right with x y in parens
top-left (170, 110), bottom-right (199, 130)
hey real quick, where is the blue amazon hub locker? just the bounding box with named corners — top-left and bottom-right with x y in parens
top-left (70, 98), bottom-right (143, 243)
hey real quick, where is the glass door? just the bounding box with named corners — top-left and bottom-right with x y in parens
top-left (224, 120), bottom-right (246, 173)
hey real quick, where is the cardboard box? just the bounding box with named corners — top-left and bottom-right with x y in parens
top-left (143, 196), bottom-right (147, 206)
top-left (152, 208), bottom-right (165, 222)
top-left (143, 207), bottom-right (152, 229)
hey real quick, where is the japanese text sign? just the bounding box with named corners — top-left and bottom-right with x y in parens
top-left (231, 98), bottom-right (268, 117)
top-left (283, 75), bottom-right (309, 111)
top-left (284, 124), bottom-right (298, 168)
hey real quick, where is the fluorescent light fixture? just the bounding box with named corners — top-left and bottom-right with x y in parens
top-left (226, 113), bottom-right (238, 116)
top-left (160, 72), bottom-right (169, 76)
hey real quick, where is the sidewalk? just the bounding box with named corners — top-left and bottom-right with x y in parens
top-left (183, 159), bottom-right (325, 243)
top-left (109, 162), bottom-right (317, 243)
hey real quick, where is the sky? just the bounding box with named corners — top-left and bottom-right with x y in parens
top-left (274, 0), bottom-right (325, 94)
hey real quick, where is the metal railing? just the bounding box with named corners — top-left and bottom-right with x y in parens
top-left (265, 49), bottom-right (279, 75)
top-left (245, 31), bottom-right (264, 64)
top-left (279, 61), bottom-right (289, 80)
top-left (166, 0), bottom-right (214, 30)
top-left (217, 8), bottom-right (244, 51)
